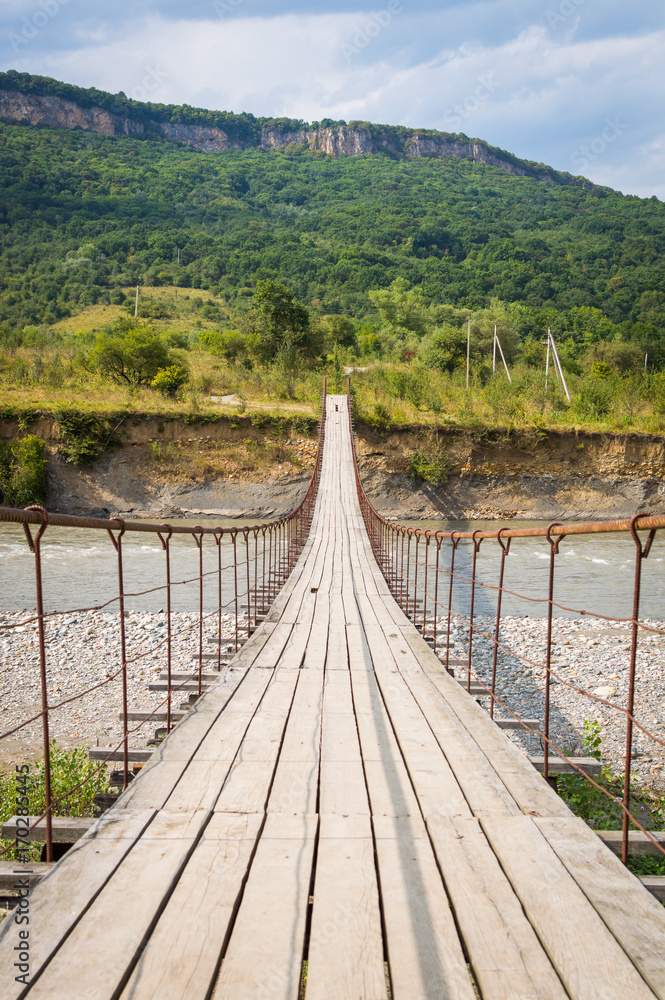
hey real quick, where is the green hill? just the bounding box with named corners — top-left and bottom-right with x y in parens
top-left (0, 71), bottom-right (664, 357)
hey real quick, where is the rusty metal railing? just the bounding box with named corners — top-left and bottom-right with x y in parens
top-left (347, 380), bottom-right (665, 867)
top-left (0, 381), bottom-right (327, 861)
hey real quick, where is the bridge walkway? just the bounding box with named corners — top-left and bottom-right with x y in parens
top-left (1, 395), bottom-right (665, 999)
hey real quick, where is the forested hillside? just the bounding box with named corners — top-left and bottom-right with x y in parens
top-left (0, 76), bottom-right (664, 353)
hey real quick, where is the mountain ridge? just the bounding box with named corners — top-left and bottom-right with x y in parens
top-left (0, 69), bottom-right (590, 190)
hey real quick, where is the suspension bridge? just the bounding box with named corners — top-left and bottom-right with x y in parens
top-left (1, 392), bottom-right (665, 998)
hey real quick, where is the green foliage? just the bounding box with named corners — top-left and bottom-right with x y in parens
top-left (56, 410), bottom-right (116, 464)
top-left (151, 363), bottom-right (189, 398)
top-left (86, 321), bottom-right (173, 385)
top-left (0, 434), bottom-right (46, 506)
top-left (0, 742), bottom-right (108, 860)
top-left (246, 280), bottom-right (319, 363)
top-left (291, 416), bottom-right (318, 435)
top-left (556, 722), bottom-right (665, 885)
top-left (407, 447), bottom-right (451, 486)
top-left (199, 329), bottom-right (248, 362)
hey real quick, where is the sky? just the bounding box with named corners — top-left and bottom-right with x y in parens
top-left (1, 0), bottom-right (664, 199)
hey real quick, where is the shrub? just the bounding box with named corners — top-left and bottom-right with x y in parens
top-left (0, 742), bottom-right (108, 861)
top-left (0, 435), bottom-right (46, 506)
top-left (56, 411), bottom-right (117, 464)
top-left (407, 447), bottom-right (451, 486)
top-left (151, 364), bottom-right (189, 398)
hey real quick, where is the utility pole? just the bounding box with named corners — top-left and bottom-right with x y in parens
top-left (493, 324), bottom-right (512, 382)
top-left (177, 248), bottom-right (180, 266)
top-left (466, 316), bottom-right (471, 389)
top-left (544, 328), bottom-right (570, 402)
top-left (134, 278), bottom-right (141, 321)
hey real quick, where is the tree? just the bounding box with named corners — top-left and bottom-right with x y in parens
top-left (245, 280), bottom-right (320, 363)
top-left (86, 320), bottom-right (173, 385)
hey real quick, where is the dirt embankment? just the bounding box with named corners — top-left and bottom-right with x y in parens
top-left (356, 426), bottom-right (665, 521)
top-left (2, 416), bottom-right (665, 521)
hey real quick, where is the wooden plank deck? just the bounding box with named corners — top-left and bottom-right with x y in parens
top-left (2, 394), bottom-right (665, 999)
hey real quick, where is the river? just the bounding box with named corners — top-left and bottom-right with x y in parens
top-left (1, 518), bottom-right (664, 621)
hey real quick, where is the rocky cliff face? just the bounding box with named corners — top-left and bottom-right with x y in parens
top-left (0, 87), bottom-right (566, 183)
top-left (261, 125), bottom-right (375, 157)
top-left (159, 121), bottom-right (243, 153)
top-left (0, 88), bottom-right (144, 137)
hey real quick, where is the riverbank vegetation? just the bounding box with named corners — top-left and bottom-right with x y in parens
top-left (2, 277), bottom-right (665, 444)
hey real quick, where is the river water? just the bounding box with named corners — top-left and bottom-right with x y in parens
top-left (1, 518), bottom-right (664, 621)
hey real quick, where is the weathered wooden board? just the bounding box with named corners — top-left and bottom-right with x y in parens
top-left (213, 814), bottom-right (317, 999)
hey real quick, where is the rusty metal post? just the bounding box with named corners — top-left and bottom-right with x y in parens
top-left (544, 523), bottom-right (563, 781)
top-left (445, 534), bottom-right (460, 674)
top-left (490, 530), bottom-right (511, 720)
top-left (622, 516), bottom-right (656, 864)
top-left (158, 526), bottom-right (174, 725)
top-left (214, 529), bottom-right (223, 672)
top-left (232, 530), bottom-right (239, 652)
top-left (433, 537), bottom-right (442, 656)
top-left (244, 528), bottom-right (251, 639)
top-left (405, 533), bottom-right (412, 619)
top-left (107, 518), bottom-right (129, 790)
top-left (466, 531), bottom-right (483, 693)
top-left (422, 534), bottom-right (430, 638)
top-left (192, 527), bottom-right (204, 699)
top-left (22, 506), bottom-right (53, 862)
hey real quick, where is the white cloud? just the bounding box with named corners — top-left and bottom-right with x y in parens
top-left (7, 10), bottom-right (665, 198)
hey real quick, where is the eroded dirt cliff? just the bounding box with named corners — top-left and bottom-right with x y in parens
top-left (2, 415), bottom-right (663, 522)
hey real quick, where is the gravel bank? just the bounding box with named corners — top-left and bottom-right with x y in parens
top-left (0, 610), bottom-right (245, 770)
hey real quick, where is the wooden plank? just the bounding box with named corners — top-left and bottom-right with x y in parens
top-left (537, 816), bottom-right (665, 995)
top-left (495, 718), bottom-right (541, 731)
top-left (1, 816), bottom-right (94, 843)
top-left (641, 877), bottom-right (665, 901)
top-left (89, 748), bottom-right (154, 763)
top-left (426, 815), bottom-right (569, 1000)
top-left (213, 813), bottom-right (317, 1000)
top-left (394, 665), bottom-right (520, 818)
top-left (356, 652), bottom-right (472, 820)
top-left (0, 809), bottom-right (155, 998)
top-left (529, 756), bottom-right (603, 776)
top-left (307, 813), bottom-right (387, 1000)
top-left (214, 671), bottom-right (301, 814)
top-left (597, 829), bottom-right (665, 856)
top-left (373, 815), bottom-right (476, 1000)
top-left (482, 814), bottom-right (658, 1000)
top-left (319, 671), bottom-right (370, 816)
top-left (119, 812), bottom-right (263, 1000)
top-left (0, 862), bottom-right (53, 890)
top-left (23, 810), bottom-right (211, 1000)
top-left (350, 666), bottom-right (422, 819)
top-left (268, 674), bottom-right (323, 815)
top-left (409, 641), bottom-right (572, 819)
